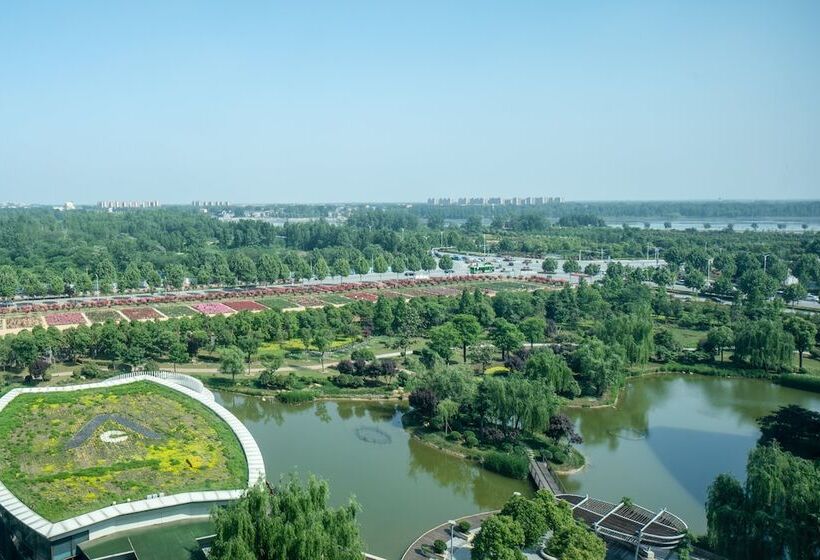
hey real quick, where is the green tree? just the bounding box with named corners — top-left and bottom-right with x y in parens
top-left (314, 256), bottom-right (330, 280)
top-left (372, 254), bottom-right (389, 275)
top-left (260, 348), bottom-right (285, 374)
top-left (421, 254), bottom-right (436, 272)
top-left (524, 349), bottom-right (579, 397)
top-left (783, 315), bottom-right (816, 370)
top-left (373, 297), bottom-right (394, 336)
top-left (391, 255), bottom-right (406, 276)
top-left (471, 514), bottom-right (525, 560)
top-left (490, 319), bottom-right (524, 360)
top-left (353, 256), bottom-right (370, 279)
top-left (706, 444), bottom-right (820, 560)
top-left (562, 259), bottom-right (580, 274)
top-left (438, 254), bottom-right (454, 272)
top-left (757, 405), bottom-right (820, 461)
top-left (705, 325), bottom-right (734, 362)
top-left (435, 398), bottom-right (459, 433)
top-left (782, 283), bottom-right (807, 307)
top-left (237, 334), bottom-right (261, 374)
top-left (0, 266), bottom-right (18, 299)
top-left (210, 476), bottom-right (362, 560)
top-left (541, 258), bottom-right (557, 274)
top-left (500, 495), bottom-right (548, 548)
top-left (428, 323), bottom-right (460, 364)
top-left (167, 341), bottom-right (189, 372)
top-left (164, 264), bottom-right (186, 289)
top-left (519, 317), bottom-right (546, 348)
top-left (218, 346), bottom-right (245, 384)
top-left (451, 314), bottom-right (482, 362)
top-left (733, 320), bottom-right (794, 371)
top-left (313, 331), bottom-right (330, 370)
top-left (468, 342), bottom-right (496, 374)
top-left (334, 257), bottom-right (351, 280)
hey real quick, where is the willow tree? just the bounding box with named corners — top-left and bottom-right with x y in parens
top-left (706, 444), bottom-right (820, 560)
top-left (210, 476), bottom-right (363, 560)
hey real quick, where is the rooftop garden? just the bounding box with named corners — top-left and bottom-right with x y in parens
top-left (0, 381), bottom-right (247, 522)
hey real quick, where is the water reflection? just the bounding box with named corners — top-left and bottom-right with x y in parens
top-left (561, 375), bottom-right (820, 534)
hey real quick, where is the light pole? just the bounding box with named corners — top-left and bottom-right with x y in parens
top-left (762, 253), bottom-right (770, 274)
top-left (448, 520), bottom-right (456, 559)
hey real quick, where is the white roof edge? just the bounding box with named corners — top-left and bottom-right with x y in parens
top-left (0, 374), bottom-right (265, 540)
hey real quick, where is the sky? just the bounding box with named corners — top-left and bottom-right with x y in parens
top-left (1, 1), bottom-right (818, 204)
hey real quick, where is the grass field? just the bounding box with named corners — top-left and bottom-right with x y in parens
top-left (0, 381), bottom-right (247, 521)
top-left (664, 325), bottom-right (707, 348)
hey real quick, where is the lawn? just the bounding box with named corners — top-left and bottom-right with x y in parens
top-left (256, 296), bottom-right (299, 310)
top-left (664, 325), bottom-right (707, 348)
top-left (0, 381), bottom-right (247, 522)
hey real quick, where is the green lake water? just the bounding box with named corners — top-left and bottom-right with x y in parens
top-left (560, 375), bottom-right (820, 535)
top-left (215, 376), bottom-right (819, 558)
top-left (214, 394), bottom-right (531, 559)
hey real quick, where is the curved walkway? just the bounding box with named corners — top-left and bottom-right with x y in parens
top-left (401, 511), bottom-right (496, 560)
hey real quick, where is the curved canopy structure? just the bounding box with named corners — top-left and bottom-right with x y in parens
top-left (557, 494), bottom-right (688, 552)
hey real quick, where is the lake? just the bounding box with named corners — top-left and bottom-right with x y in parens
top-left (213, 394), bottom-right (531, 559)
top-left (561, 375), bottom-right (820, 534)
top-left (215, 376), bottom-right (820, 558)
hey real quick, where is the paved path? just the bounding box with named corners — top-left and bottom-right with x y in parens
top-left (401, 512), bottom-right (495, 560)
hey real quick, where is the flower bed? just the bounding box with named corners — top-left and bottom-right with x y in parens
top-left (224, 300), bottom-right (268, 312)
top-left (191, 302), bottom-right (235, 315)
top-left (295, 296), bottom-right (325, 308)
top-left (85, 309), bottom-right (125, 323)
top-left (156, 305), bottom-right (197, 318)
top-left (121, 307), bottom-right (163, 321)
top-left (344, 292), bottom-right (378, 302)
top-left (44, 313), bottom-right (87, 326)
top-left (5, 315), bottom-right (43, 329)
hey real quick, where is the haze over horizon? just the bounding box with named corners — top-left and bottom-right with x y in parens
top-left (1, 1), bottom-right (819, 204)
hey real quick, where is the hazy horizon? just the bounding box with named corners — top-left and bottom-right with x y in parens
top-left (2, 1), bottom-right (819, 203)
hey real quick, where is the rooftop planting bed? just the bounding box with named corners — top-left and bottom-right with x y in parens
top-left (0, 381), bottom-right (247, 522)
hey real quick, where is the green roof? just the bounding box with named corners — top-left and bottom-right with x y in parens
top-left (78, 519), bottom-right (213, 560)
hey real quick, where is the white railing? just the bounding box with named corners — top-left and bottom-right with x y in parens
top-left (110, 371), bottom-right (214, 400)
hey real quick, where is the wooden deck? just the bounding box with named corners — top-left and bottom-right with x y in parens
top-left (529, 457), bottom-right (564, 494)
top-left (400, 511), bottom-right (495, 560)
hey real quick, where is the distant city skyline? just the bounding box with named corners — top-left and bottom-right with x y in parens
top-left (1, 1), bottom-right (819, 204)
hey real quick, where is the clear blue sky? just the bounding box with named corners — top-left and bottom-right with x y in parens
top-left (1, 1), bottom-right (818, 204)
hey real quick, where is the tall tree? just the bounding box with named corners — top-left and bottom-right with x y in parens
top-left (451, 314), bottom-right (482, 362)
top-left (210, 476), bottom-right (363, 560)
top-left (218, 346), bottom-right (245, 384)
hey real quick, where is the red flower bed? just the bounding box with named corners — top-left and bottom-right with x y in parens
top-left (45, 312), bottom-right (86, 326)
top-left (224, 300), bottom-right (267, 312)
top-left (121, 307), bottom-right (163, 321)
top-left (191, 302), bottom-right (235, 315)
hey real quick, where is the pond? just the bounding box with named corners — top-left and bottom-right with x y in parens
top-left (216, 376), bottom-right (820, 558)
top-left (214, 394), bottom-right (532, 559)
top-left (560, 375), bottom-right (820, 535)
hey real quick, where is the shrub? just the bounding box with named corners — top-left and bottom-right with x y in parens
top-left (258, 371), bottom-right (297, 390)
top-left (332, 374), bottom-right (364, 388)
top-left (776, 374), bottom-right (820, 394)
top-left (336, 359), bottom-right (356, 375)
top-left (483, 451), bottom-right (529, 479)
top-left (464, 430), bottom-right (479, 448)
top-left (277, 390), bottom-right (315, 404)
top-left (78, 364), bottom-right (101, 379)
top-left (447, 430), bottom-right (462, 442)
top-left (432, 540), bottom-right (447, 554)
top-left (350, 348), bottom-right (376, 362)
top-left (456, 520), bottom-right (471, 534)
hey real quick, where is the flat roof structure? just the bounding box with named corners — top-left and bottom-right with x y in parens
top-left (0, 372), bottom-right (265, 560)
top-left (557, 494), bottom-right (688, 552)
